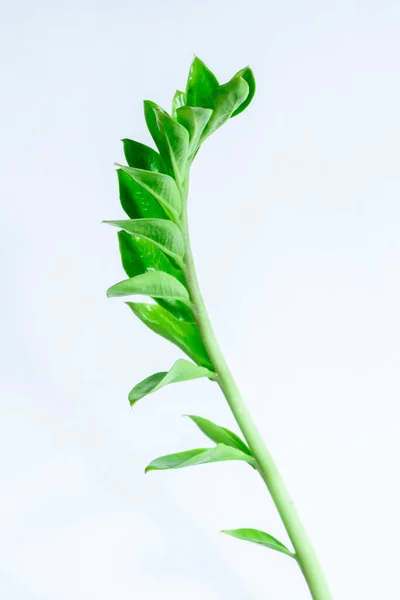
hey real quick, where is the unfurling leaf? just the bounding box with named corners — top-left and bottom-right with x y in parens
top-left (202, 77), bottom-right (250, 141)
top-left (176, 106), bottom-right (213, 156)
top-left (116, 165), bottom-right (182, 222)
top-left (122, 139), bottom-right (166, 173)
top-left (221, 528), bottom-right (295, 558)
top-left (145, 443), bottom-right (256, 473)
top-left (186, 56), bottom-right (219, 109)
top-left (186, 415), bottom-right (252, 456)
top-left (117, 169), bottom-right (167, 220)
top-left (128, 359), bottom-right (216, 405)
top-left (126, 302), bottom-right (212, 368)
top-left (104, 218), bottom-right (185, 263)
top-left (107, 271), bottom-right (190, 305)
top-left (230, 66), bottom-right (256, 117)
top-left (171, 90), bottom-right (186, 119)
top-left (144, 101), bottom-right (189, 182)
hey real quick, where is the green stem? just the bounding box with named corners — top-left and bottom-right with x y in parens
top-left (181, 191), bottom-right (333, 600)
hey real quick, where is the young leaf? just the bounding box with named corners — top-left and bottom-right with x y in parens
top-left (116, 165), bottom-right (182, 222)
top-left (221, 528), bottom-right (295, 558)
top-left (104, 218), bottom-right (185, 263)
top-left (117, 169), bottom-right (168, 220)
top-left (145, 443), bottom-right (256, 473)
top-left (230, 66), bottom-right (256, 117)
top-left (122, 139), bottom-right (166, 173)
top-left (128, 359), bottom-right (216, 405)
top-left (144, 101), bottom-right (189, 182)
top-left (202, 77), bottom-right (249, 141)
top-left (126, 302), bottom-right (212, 368)
top-left (107, 271), bottom-right (190, 304)
top-left (172, 90), bottom-right (186, 119)
top-left (186, 56), bottom-right (219, 109)
top-left (176, 106), bottom-right (213, 156)
top-left (186, 415), bottom-right (252, 456)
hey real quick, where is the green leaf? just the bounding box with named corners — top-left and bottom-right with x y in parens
top-left (118, 232), bottom-right (192, 322)
top-left (145, 443), bottom-right (256, 473)
top-left (230, 66), bottom-right (256, 117)
top-left (122, 139), bottom-right (166, 173)
top-left (117, 169), bottom-right (167, 220)
top-left (154, 106), bottom-right (189, 182)
top-left (171, 90), bottom-right (186, 119)
top-left (116, 165), bottom-right (182, 222)
top-left (107, 271), bottom-right (190, 305)
top-left (202, 77), bottom-right (249, 141)
top-left (126, 302), bottom-right (212, 368)
top-left (144, 101), bottom-right (189, 182)
top-left (186, 56), bottom-right (219, 109)
top-left (221, 529), bottom-right (295, 558)
top-left (155, 299), bottom-right (194, 323)
top-left (176, 106), bottom-right (213, 156)
top-left (128, 359), bottom-right (216, 405)
top-left (186, 415), bottom-right (252, 456)
top-left (118, 231), bottom-right (185, 283)
top-left (104, 219), bottom-right (185, 263)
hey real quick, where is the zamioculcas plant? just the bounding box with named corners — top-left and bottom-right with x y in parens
top-left (105, 57), bottom-right (333, 600)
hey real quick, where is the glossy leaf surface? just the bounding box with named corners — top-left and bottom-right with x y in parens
top-left (145, 443), bottom-right (256, 473)
top-left (171, 90), bottom-right (186, 119)
top-left (221, 528), bottom-right (295, 558)
top-left (118, 231), bottom-right (184, 283)
top-left (186, 415), bottom-right (252, 456)
top-left (128, 359), bottom-right (216, 405)
top-left (122, 139), bottom-right (165, 172)
top-left (186, 56), bottom-right (219, 109)
top-left (117, 169), bottom-right (167, 220)
top-left (116, 165), bottom-right (182, 222)
top-left (118, 231), bottom-right (191, 321)
top-left (104, 218), bottom-right (185, 263)
top-left (107, 271), bottom-right (190, 304)
top-left (126, 302), bottom-right (212, 368)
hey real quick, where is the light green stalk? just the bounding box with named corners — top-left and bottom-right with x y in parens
top-left (181, 177), bottom-right (333, 600)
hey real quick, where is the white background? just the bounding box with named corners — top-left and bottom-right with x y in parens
top-left (1, 1), bottom-right (399, 598)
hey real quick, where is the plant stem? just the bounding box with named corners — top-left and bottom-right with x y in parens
top-left (181, 196), bottom-right (333, 600)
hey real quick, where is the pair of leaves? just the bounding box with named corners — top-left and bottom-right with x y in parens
top-left (105, 220), bottom-right (191, 312)
top-left (117, 230), bottom-right (192, 323)
top-left (126, 355), bottom-right (252, 460)
top-left (183, 57), bottom-right (256, 147)
top-left (145, 414), bottom-right (254, 472)
top-left (185, 56), bottom-right (256, 118)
